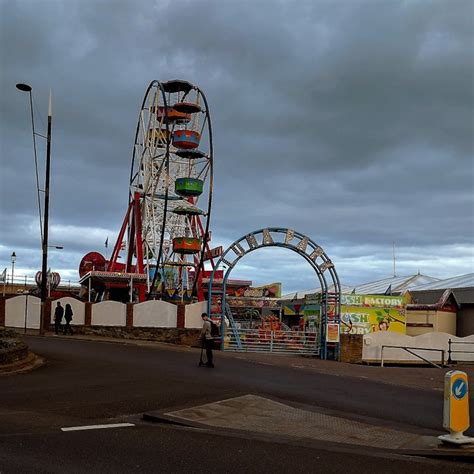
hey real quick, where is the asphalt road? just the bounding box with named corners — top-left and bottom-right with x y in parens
top-left (0, 336), bottom-right (472, 473)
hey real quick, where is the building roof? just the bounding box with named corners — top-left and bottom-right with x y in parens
top-left (408, 288), bottom-right (474, 306)
top-left (409, 273), bottom-right (474, 291)
top-left (347, 274), bottom-right (440, 295)
top-left (281, 273), bottom-right (440, 300)
top-left (407, 273), bottom-right (474, 306)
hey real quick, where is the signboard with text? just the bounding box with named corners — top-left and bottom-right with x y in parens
top-left (326, 323), bottom-right (340, 343)
top-left (341, 294), bottom-right (404, 308)
top-left (340, 305), bottom-right (406, 335)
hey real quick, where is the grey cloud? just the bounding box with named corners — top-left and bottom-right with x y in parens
top-left (0, 0), bottom-right (472, 292)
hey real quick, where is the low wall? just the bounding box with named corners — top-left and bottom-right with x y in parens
top-left (76, 326), bottom-right (201, 346)
top-left (134, 300), bottom-right (177, 328)
top-left (363, 332), bottom-right (474, 363)
top-left (2, 296), bottom-right (204, 340)
top-left (185, 301), bottom-right (207, 328)
top-left (5, 295), bottom-right (41, 329)
top-left (56, 297), bottom-right (85, 325)
top-left (92, 301), bottom-right (127, 326)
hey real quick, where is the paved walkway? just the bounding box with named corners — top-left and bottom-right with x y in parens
top-left (18, 330), bottom-right (474, 393)
top-left (144, 394), bottom-right (474, 458)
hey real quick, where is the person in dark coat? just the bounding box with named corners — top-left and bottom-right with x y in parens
top-left (63, 303), bottom-right (74, 335)
top-left (200, 313), bottom-right (214, 368)
top-left (54, 302), bottom-right (64, 335)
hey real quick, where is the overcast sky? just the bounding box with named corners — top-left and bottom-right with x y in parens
top-left (1, 0), bottom-right (473, 294)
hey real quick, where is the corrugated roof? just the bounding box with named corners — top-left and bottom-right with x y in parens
top-left (409, 288), bottom-right (474, 305)
top-left (409, 273), bottom-right (474, 291)
top-left (281, 284), bottom-right (353, 300)
top-left (348, 274), bottom-right (440, 295)
top-left (281, 274), bottom-right (440, 299)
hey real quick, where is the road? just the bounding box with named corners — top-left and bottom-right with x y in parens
top-left (0, 336), bottom-right (472, 473)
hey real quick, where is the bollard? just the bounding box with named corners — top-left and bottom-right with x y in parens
top-left (438, 370), bottom-right (474, 445)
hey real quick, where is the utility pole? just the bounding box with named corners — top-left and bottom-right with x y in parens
top-left (39, 90), bottom-right (52, 335)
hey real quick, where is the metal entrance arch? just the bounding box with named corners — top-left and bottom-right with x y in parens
top-left (206, 228), bottom-right (341, 359)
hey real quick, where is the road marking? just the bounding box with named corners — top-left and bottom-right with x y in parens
top-left (61, 423), bottom-right (135, 432)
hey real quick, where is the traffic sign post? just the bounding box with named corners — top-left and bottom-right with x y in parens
top-left (439, 370), bottom-right (474, 445)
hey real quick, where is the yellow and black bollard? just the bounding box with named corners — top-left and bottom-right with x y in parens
top-left (438, 370), bottom-right (474, 445)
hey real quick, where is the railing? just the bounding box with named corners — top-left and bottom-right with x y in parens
top-left (1, 273), bottom-right (80, 296)
top-left (225, 328), bottom-right (320, 355)
top-left (380, 345), bottom-right (445, 368)
top-left (448, 339), bottom-right (474, 364)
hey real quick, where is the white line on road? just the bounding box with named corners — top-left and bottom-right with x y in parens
top-left (61, 423), bottom-right (135, 432)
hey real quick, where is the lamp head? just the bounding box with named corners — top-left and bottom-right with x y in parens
top-left (11, 252), bottom-right (16, 263)
top-left (16, 83), bottom-right (32, 92)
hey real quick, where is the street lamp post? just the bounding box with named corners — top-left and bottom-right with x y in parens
top-left (11, 252), bottom-right (16, 291)
top-left (16, 83), bottom-right (53, 335)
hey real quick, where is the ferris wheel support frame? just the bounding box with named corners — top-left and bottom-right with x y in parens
top-left (107, 192), bottom-right (146, 301)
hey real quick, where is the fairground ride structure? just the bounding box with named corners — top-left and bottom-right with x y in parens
top-left (79, 80), bottom-right (217, 303)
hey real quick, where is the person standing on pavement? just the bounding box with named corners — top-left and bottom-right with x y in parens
top-left (200, 312), bottom-right (214, 368)
top-left (63, 303), bottom-right (74, 335)
top-left (54, 301), bottom-right (64, 335)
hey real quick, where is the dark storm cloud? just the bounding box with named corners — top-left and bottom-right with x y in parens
top-left (0, 0), bottom-right (472, 291)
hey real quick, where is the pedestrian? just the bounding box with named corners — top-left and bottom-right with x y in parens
top-left (54, 301), bottom-right (64, 335)
top-left (63, 303), bottom-right (74, 335)
top-left (200, 312), bottom-right (214, 368)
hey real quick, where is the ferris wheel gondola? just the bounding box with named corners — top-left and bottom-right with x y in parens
top-left (128, 80), bottom-right (214, 300)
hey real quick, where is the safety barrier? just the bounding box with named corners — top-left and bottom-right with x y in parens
top-left (380, 345), bottom-right (445, 368)
top-left (448, 339), bottom-right (474, 364)
top-left (225, 328), bottom-right (320, 355)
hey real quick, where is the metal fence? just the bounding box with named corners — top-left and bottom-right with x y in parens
top-left (448, 339), bottom-right (474, 364)
top-left (380, 345), bottom-right (445, 368)
top-left (1, 272), bottom-right (80, 296)
top-left (225, 328), bottom-right (320, 355)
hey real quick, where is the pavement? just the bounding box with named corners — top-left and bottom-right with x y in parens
top-left (145, 394), bottom-right (474, 459)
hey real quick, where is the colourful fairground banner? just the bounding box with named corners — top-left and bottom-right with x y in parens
top-left (229, 283), bottom-right (282, 298)
top-left (340, 305), bottom-right (406, 334)
top-left (339, 293), bottom-right (407, 335)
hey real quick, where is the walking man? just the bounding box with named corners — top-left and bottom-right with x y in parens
top-left (200, 312), bottom-right (214, 368)
top-left (54, 301), bottom-right (64, 335)
top-left (63, 303), bottom-right (74, 335)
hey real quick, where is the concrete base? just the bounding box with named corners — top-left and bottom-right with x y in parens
top-left (438, 433), bottom-right (474, 445)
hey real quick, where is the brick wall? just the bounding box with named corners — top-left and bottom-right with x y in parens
top-left (340, 334), bottom-right (363, 364)
top-left (76, 326), bottom-right (201, 346)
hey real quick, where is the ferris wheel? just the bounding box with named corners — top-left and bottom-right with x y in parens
top-left (128, 80), bottom-right (214, 298)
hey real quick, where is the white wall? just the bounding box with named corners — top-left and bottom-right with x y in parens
top-left (92, 301), bottom-right (126, 326)
top-left (56, 297), bottom-right (85, 325)
top-left (134, 300), bottom-right (177, 327)
top-left (3, 297), bottom-right (223, 333)
top-left (5, 295), bottom-right (41, 329)
top-left (363, 332), bottom-right (474, 363)
top-left (185, 301), bottom-right (207, 328)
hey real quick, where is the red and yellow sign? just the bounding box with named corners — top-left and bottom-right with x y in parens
top-left (327, 323), bottom-right (340, 343)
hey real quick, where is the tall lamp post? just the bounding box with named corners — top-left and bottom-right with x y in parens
top-left (16, 83), bottom-right (53, 335)
top-left (11, 252), bottom-right (16, 290)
